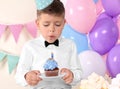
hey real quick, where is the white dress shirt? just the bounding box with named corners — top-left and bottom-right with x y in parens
top-left (15, 35), bottom-right (82, 88)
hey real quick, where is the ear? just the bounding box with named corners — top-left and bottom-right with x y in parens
top-left (35, 19), bottom-right (41, 32)
top-left (35, 19), bottom-right (40, 27)
top-left (65, 19), bottom-right (67, 23)
top-left (64, 19), bottom-right (66, 23)
top-left (63, 19), bottom-right (66, 25)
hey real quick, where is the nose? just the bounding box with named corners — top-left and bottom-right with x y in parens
top-left (49, 25), bottom-right (55, 32)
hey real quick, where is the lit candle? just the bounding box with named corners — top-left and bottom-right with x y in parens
top-left (51, 52), bottom-right (54, 59)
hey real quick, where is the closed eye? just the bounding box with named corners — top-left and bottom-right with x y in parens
top-left (55, 24), bottom-right (61, 26)
top-left (43, 23), bottom-right (50, 27)
top-left (55, 23), bottom-right (61, 27)
top-left (43, 24), bottom-right (49, 27)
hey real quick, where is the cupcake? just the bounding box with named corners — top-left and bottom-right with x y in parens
top-left (43, 53), bottom-right (59, 77)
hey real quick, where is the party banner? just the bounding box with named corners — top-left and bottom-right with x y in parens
top-left (25, 21), bottom-right (37, 38)
top-left (7, 55), bottom-right (19, 74)
top-left (0, 24), bottom-right (7, 37)
top-left (9, 24), bottom-right (23, 42)
top-left (0, 21), bottom-right (37, 42)
top-left (0, 51), bottom-right (19, 74)
top-left (0, 52), bottom-right (6, 61)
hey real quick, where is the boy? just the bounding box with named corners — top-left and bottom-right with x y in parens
top-left (15, 0), bottom-right (82, 89)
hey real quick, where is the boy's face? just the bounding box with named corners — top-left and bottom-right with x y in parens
top-left (36, 13), bottom-right (65, 43)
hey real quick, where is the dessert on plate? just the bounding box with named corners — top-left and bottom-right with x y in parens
top-left (43, 53), bottom-right (59, 77)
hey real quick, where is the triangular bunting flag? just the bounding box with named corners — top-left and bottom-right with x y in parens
top-left (0, 24), bottom-right (7, 37)
top-left (0, 52), bottom-right (6, 61)
top-left (25, 22), bottom-right (37, 38)
top-left (9, 24), bottom-right (23, 42)
top-left (7, 55), bottom-right (19, 74)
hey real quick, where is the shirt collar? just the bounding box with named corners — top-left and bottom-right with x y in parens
top-left (39, 35), bottom-right (62, 47)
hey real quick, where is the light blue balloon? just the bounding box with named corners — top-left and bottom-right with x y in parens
top-left (62, 24), bottom-right (89, 53)
top-left (93, 0), bottom-right (99, 3)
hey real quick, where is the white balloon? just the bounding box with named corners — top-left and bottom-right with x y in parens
top-left (78, 50), bottom-right (106, 79)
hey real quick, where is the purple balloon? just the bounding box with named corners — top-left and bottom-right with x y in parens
top-left (97, 12), bottom-right (112, 21)
top-left (101, 0), bottom-right (120, 17)
top-left (89, 17), bottom-right (119, 55)
top-left (107, 44), bottom-right (120, 78)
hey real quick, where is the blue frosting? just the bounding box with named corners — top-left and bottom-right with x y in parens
top-left (43, 58), bottom-right (58, 70)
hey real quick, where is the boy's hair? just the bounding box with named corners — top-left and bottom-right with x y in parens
top-left (37, 0), bottom-right (65, 17)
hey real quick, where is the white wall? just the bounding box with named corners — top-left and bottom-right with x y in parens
top-left (0, 0), bottom-right (37, 89)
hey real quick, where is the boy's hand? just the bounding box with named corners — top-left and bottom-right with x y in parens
top-left (25, 70), bottom-right (42, 86)
top-left (60, 68), bottom-right (74, 84)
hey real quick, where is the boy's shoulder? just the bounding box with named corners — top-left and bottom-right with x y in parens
top-left (24, 37), bottom-right (41, 47)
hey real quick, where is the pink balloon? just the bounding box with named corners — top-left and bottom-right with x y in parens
top-left (65, 0), bottom-right (97, 34)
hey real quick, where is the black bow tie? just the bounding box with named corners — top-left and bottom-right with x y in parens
top-left (45, 39), bottom-right (59, 47)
